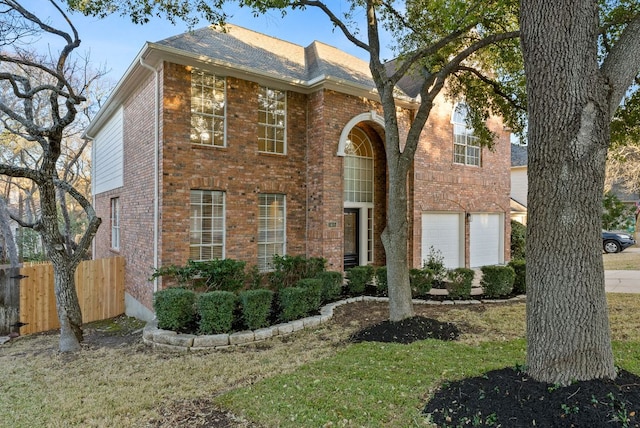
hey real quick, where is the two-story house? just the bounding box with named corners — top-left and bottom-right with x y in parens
top-left (86, 25), bottom-right (511, 321)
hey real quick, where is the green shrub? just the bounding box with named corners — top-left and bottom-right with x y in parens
top-left (297, 278), bottom-right (323, 313)
top-left (268, 255), bottom-right (327, 289)
top-left (446, 268), bottom-right (475, 299)
top-left (423, 246), bottom-right (447, 286)
top-left (508, 259), bottom-right (526, 294)
top-left (153, 287), bottom-right (196, 332)
top-left (374, 266), bottom-right (388, 296)
top-left (314, 271), bottom-right (343, 302)
top-left (410, 268), bottom-right (433, 297)
top-left (481, 265), bottom-right (516, 298)
top-left (277, 287), bottom-right (310, 322)
top-left (510, 220), bottom-right (527, 260)
top-left (193, 259), bottom-right (247, 292)
top-left (197, 291), bottom-right (237, 334)
top-left (150, 258), bottom-right (247, 292)
top-left (239, 289), bottom-right (274, 330)
top-left (345, 265), bottom-right (374, 295)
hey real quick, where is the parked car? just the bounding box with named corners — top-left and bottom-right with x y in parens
top-left (602, 231), bottom-right (637, 253)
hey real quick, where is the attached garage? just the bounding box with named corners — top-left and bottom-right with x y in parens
top-left (469, 213), bottom-right (504, 267)
top-left (421, 213), bottom-right (464, 269)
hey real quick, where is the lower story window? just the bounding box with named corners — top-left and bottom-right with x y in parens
top-left (258, 193), bottom-right (286, 271)
top-left (110, 197), bottom-right (120, 250)
top-left (190, 190), bottom-right (225, 261)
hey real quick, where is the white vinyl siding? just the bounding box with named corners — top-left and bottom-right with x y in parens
top-left (470, 213), bottom-right (504, 267)
top-left (93, 107), bottom-right (124, 194)
top-left (510, 167), bottom-right (528, 206)
top-left (421, 213), bottom-right (463, 269)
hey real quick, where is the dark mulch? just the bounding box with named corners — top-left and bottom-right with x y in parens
top-left (424, 367), bottom-right (640, 427)
top-left (349, 315), bottom-right (459, 343)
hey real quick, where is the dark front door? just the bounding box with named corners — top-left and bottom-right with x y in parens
top-left (344, 208), bottom-right (359, 269)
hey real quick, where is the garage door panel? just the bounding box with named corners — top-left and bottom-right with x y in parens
top-left (470, 213), bottom-right (503, 267)
top-left (421, 213), bottom-right (462, 269)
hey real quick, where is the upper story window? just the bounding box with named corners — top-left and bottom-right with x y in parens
top-left (110, 197), bottom-right (120, 250)
top-left (191, 70), bottom-right (226, 147)
top-left (190, 190), bottom-right (225, 261)
top-left (452, 103), bottom-right (481, 166)
top-left (344, 127), bottom-right (374, 203)
top-left (258, 86), bottom-right (286, 154)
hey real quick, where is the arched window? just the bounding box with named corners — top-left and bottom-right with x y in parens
top-left (344, 127), bottom-right (374, 203)
top-left (452, 103), bottom-right (481, 166)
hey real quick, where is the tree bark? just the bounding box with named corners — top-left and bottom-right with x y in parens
top-left (520, 0), bottom-right (616, 384)
top-left (51, 258), bottom-right (83, 352)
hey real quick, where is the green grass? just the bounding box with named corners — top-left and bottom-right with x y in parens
top-left (217, 340), bottom-right (527, 427)
top-left (1, 294), bottom-right (640, 427)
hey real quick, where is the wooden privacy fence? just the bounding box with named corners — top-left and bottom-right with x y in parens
top-left (18, 257), bottom-right (125, 335)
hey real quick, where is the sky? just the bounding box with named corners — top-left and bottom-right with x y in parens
top-left (38, 1), bottom-right (379, 85)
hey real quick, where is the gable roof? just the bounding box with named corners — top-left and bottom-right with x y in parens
top-left (511, 143), bottom-right (528, 167)
top-left (86, 24), bottom-right (418, 138)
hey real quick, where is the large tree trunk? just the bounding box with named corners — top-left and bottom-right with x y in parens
top-left (381, 162), bottom-right (414, 322)
top-left (521, 0), bottom-right (616, 384)
top-left (51, 258), bottom-right (83, 352)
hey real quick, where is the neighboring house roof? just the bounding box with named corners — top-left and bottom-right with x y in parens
top-left (511, 143), bottom-right (528, 167)
top-left (86, 24), bottom-right (420, 138)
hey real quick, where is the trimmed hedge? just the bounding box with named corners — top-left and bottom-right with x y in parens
top-left (268, 255), bottom-right (327, 289)
top-left (153, 287), bottom-right (196, 332)
top-left (239, 289), bottom-right (274, 330)
top-left (374, 266), bottom-right (388, 296)
top-left (510, 220), bottom-right (526, 260)
top-left (297, 278), bottom-right (323, 313)
top-left (508, 259), bottom-right (526, 294)
top-left (315, 271), bottom-right (343, 302)
top-left (345, 265), bottom-right (374, 295)
top-left (446, 268), bottom-right (475, 299)
top-left (197, 291), bottom-right (237, 334)
top-left (481, 265), bottom-right (516, 298)
top-left (278, 287), bottom-right (310, 322)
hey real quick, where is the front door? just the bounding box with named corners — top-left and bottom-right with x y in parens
top-left (344, 208), bottom-right (359, 269)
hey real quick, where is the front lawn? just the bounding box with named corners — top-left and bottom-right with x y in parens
top-left (1, 294), bottom-right (639, 427)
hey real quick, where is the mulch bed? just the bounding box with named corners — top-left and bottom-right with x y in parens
top-left (349, 315), bottom-right (459, 343)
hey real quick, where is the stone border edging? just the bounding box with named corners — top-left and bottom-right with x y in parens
top-left (142, 294), bottom-right (526, 352)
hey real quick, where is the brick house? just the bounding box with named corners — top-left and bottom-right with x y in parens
top-left (86, 25), bottom-right (511, 321)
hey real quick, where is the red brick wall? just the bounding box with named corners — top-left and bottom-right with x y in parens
top-left (96, 60), bottom-right (511, 313)
top-left (411, 93), bottom-right (512, 267)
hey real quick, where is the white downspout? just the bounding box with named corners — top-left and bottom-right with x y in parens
top-left (139, 57), bottom-right (160, 292)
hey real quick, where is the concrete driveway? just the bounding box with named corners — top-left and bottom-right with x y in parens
top-left (605, 246), bottom-right (640, 294)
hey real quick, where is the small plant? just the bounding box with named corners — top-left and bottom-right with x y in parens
top-left (297, 278), bottom-right (323, 313)
top-left (197, 291), bottom-right (237, 334)
top-left (374, 266), bottom-right (388, 296)
top-left (510, 220), bottom-right (526, 260)
top-left (345, 265), bottom-right (374, 295)
top-left (314, 271), bottom-right (343, 302)
top-left (446, 268), bottom-right (475, 299)
top-left (560, 403), bottom-right (579, 415)
top-left (508, 259), bottom-right (526, 294)
top-left (481, 265), bottom-right (516, 298)
top-left (239, 289), bottom-right (274, 330)
top-left (423, 246), bottom-right (447, 286)
top-left (410, 268), bottom-right (433, 297)
top-left (277, 287), bottom-right (310, 322)
top-left (153, 287), bottom-right (196, 332)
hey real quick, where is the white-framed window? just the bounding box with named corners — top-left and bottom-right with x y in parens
top-left (258, 86), bottom-right (286, 154)
top-left (344, 127), bottom-right (375, 265)
top-left (452, 103), bottom-right (481, 166)
top-left (191, 70), bottom-right (226, 147)
top-left (110, 197), bottom-right (120, 250)
top-left (258, 193), bottom-right (286, 271)
top-left (190, 190), bottom-right (225, 261)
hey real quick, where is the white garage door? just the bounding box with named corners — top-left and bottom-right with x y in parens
top-left (470, 213), bottom-right (503, 267)
top-left (421, 213), bottom-right (463, 269)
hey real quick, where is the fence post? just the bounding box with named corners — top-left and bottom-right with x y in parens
top-left (0, 267), bottom-right (20, 335)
